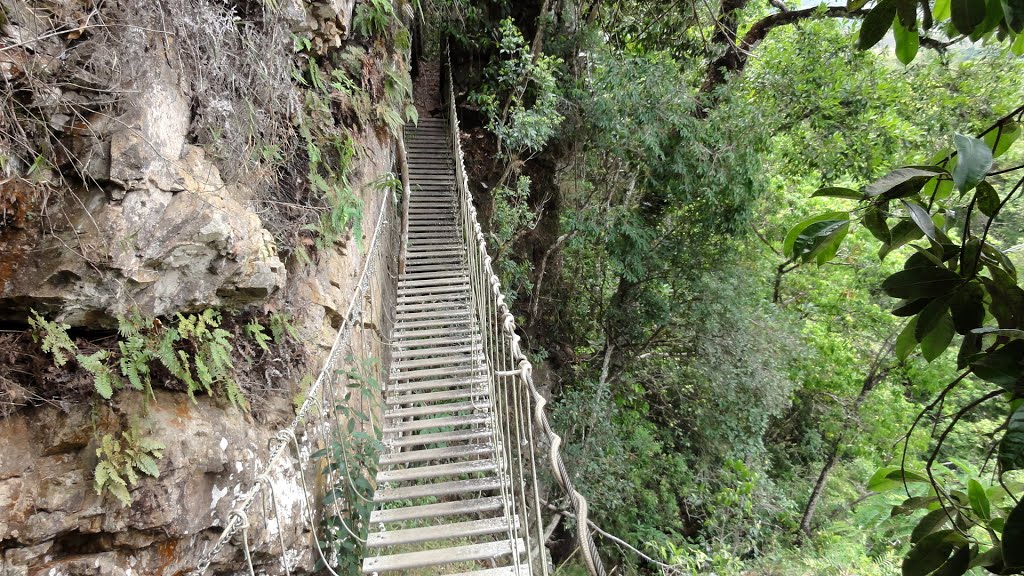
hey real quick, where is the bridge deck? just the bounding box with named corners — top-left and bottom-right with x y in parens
top-left (362, 117), bottom-right (524, 575)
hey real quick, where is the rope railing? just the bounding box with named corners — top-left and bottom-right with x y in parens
top-left (189, 186), bottom-right (397, 575)
top-left (442, 44), bottom-right (608, 576)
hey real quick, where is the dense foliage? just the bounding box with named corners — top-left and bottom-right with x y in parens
top-left (427, 0), bottom-right (1024, 573)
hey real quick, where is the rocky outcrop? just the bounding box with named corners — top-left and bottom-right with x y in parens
top-left (0, 4), bottom-right (286, 325)
top-left (0, 392), bottom-right (312, 576)
top-left (0, 0), bottom-right (406, 573)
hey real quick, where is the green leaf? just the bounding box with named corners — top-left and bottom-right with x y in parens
top-left (922, 175), bottom-right (955, 202)
top-left (866, 167), bottom-right (941, 199)
top-left (882, 266), bottom-right (962, 299)
top-left (897, 316), bottom-right (920, 361)
top-left (958, 332), bottom-right (982, 369)
top-left (881, 219), bottom-right (927, 259)
top-left (868, 466), bottom-right (903, 492)
top-left (975, 181), bottom-right (1001, 217)
top-left (864, 206), bottom-right (891, 244)
top-left (894, 19), bottom-right (921, 63)
top-left (916, 294), bottom-right (953, 341)
top-left (970, 341), bottom-right (1024, 391)
top-left (812, 186), bottom-right (864, 200)
top-left (933, 545), bottom-right (971, 576)
top-left (892, 496), bottom-right (941, 516)
top-left (903, 530), bottom-right (967, 576)
top-left (960, 238), bottom-right (983, 277)
top-left (985, 121), bottom-right (1021, 156)
top-left (951, 0), bottom-right (988, 33)
top-left (921, 314), bottom-right (955, 361)
top-left (860, 0), bottom-right (899, 48)
top-left (950, 283), bottom-right (986, 334)
top-left (1013, 30), bottom-right (1024, 54)
top-left (783, 212), bottom-right (848, 258)
top-left (952, 133), bottom-right (994, 193)
top-left (895, 298), bottom-right (932, 317)
top-left (792, 220), bottom-right (849, 261)
top-left (903, 200), bottom-right (937, 240)
top-left (1005, 499), bottom-right (1024, 569)
top-left (912, 508), bottom-right (951, 543)
top-left (967, 478), bottom-right (991, 520)
top-left (934, 0), bottom-right (952, 19)
top-left (999, 404), bottom-right (1024, 472)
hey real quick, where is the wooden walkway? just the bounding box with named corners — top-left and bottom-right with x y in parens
top-left (362, 117), bottom-right (526, 576)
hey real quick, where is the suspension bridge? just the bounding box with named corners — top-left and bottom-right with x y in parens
top-left (188, 55), bottom-right (605, 576)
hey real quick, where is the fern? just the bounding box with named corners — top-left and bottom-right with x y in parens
top-left (27, 310), bottom-right (77, 366)
top-left (244, 319), bottom-right (272, 351)
top-left (76, 350), bottom-right (120, 399)
top-left (269, 312), bottom-right (299, 342)
top-left (94, 424), bottom-right (165, 506)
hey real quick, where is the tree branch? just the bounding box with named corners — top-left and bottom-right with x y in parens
top-left (700, 4), bottom-right (956, 98)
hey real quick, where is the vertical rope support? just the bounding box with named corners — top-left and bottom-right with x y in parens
top-left (443, 42), bottom-right (607, 576)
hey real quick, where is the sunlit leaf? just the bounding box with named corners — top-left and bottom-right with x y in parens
top-left (952, 133), bottom-right (994, 193)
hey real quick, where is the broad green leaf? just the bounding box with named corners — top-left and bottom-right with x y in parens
top-left (912, 508), bottom-right (951, 543)
top-left (960, 238), bottom-right (983, 277)
top-left (916, 293), bottom-right (953, 340)
top-left (792, 219), bottom-right (850, 262)
top-left (976, 181), bottom-right (1000, 217)
top-left (816, 222), bottom-right (851, 265)
top-left (950, 283), bottom-right (985, 334)
top-left (868, 466), bottom-right (903, 491)
top-left (984, 121), bottom-right (1021, 156)
top-left (882, 266), bottom-right (962, 299)
top-left (864, 206), bottom-right (891, 244)
top-left (895, 298), bottom-right (931, 317)
top-left (903, 200), bottom-right (937, 240)
top-left (866, 167), bottom-right (941, 199)
top-left (812, 186), bottom-right (864, 200)
top-left (881, 219), bottom-right (927, 260)
top-left (894, 19), bottom-right (921, 63)
top-left (1013, 30), bottom-right (1024, 54)
top-left (1005, 499), bottom-right (1024, 569)
top-left (897, 316), bottom-right (920, 361)
top-left (922, 175), bottom-right (955, 202)
top-left (969, 546), bottom-right (1003, 570)
top-left (958, 332), bottom-right (982, 369)
top-left (783, 212), bottom-right (848, 258)
top-left (967, 478), bottom-right (991, 520)
top-left (903, 530), bottom-right (967, 576)
top-left (951, 0), bottom-right (988, 33)
top-left (981, 270), bottom-right (1024, 327)
top-left (999, 404), bottom-right (1024, 472)
top-left (860, 0), bottom-right (899, 48)
top-left (970, 341), bottom-right (1024, 391)
top-left (952, 133), bottom-right (994, 193)
top-left (921, 314), bottom-right (955, 361)
top-left (934, 0), bottom-right (952, 19)
top-left (933, 545), bottom-right (971, 576)
top-left (892, 496), bottom-right (941, 516)
top-left (850, 0), bottom-right (871, 9)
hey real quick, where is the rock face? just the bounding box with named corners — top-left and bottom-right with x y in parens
top-left (0, 392), bottom-right (314, 576)
top-left (0, 21), bottom-right (286, 325)
top-left (0, 0), bottom-right (405, 573)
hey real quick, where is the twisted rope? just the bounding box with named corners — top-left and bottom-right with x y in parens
top-left (444, 45), bottom-right (607, 576)
top-left (190, 191), bottom-right (393, 575)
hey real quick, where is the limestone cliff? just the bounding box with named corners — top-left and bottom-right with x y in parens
top-left (0, 0), bottom-right (410, 573)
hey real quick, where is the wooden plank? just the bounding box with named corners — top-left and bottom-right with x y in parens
top-left (375, 458), bottom-right (498, 483)
top-left (370, 496), bottom-right (503, 524)
top-left (372, 476), bottom-right (503, 503)
top-left (366, 516), bottom-right (511, 549)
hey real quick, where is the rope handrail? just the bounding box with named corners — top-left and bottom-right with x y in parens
top-left (190, 188), bottom-right (395, 575)
top-left (442, 43), bottom-right (608, 576)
